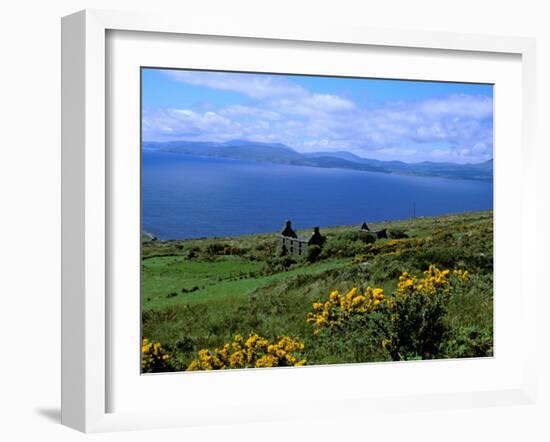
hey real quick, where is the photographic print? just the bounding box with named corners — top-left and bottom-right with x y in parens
top-left (140, 68), bottom-right (493, 373)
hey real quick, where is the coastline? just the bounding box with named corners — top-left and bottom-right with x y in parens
top-left (142, 209), bottom-right (493, 244)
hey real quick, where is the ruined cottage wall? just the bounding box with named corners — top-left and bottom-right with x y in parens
top-left (278, 236), bottom-right (308, 256)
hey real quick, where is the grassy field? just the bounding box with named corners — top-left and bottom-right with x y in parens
top-left (142, 210), bottom-right (493, 372)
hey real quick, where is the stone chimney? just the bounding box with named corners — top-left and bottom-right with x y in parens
top-left (308, 226), bottom-right (325, 246)
top-left (281, 220), bottom-right (297, 238)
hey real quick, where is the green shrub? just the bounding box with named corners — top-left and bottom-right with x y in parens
top-left (187, 247), bottom-right (200, 259)
top-left (388, 229), bottom-right (408, 239)
top-left (264, 255), bottom-right (297, 274)
top-left (306, 245), bottom-right (322, 263)
top-left (204, 242), bottom-right (226, 256)
top-left (443, 325), bottom-right (493, 358)
top-left (384, 287), bottom-right (448, 360)
top-left (320, 238), bottom-right (367, 259)
top-left (368, 255), bottom-right (413, 282)
top-left (379, 267), bottom-right (471, 360)
top-left (307, 313), bottom-right (391, 364)
top-left (337, 230), bottom-right (377, 244)
top-left (222, 244), bottom-right (247, 256)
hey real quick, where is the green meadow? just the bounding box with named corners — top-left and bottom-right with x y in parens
top-left (142, 210), bottom-right (493, 372)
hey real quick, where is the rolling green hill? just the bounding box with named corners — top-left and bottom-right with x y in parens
top-left (142, 210), bottom-right (493, 371)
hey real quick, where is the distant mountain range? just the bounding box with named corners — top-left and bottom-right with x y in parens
top-left (143, 139), bottom-right (493, 181)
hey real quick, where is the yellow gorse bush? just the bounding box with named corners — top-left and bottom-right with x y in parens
top-left (396, 265), bottom-right (451, 296)
top-left (306, 286), bottom-right (387, 334)
top-left (386, 266), bottom-right (470, 358)
top-left (141, 338), bottom-right (170, 372)
top-left (396, 265), bottom-right (469, 297)
top-left (308, 265), bottom-right (469, 335)
top-left (187, 333), bottom-right (306, 371)
top-left (363, 237), bottom-right (424, 257)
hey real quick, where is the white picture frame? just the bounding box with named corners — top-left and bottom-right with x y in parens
top-left (61, 9), bottom-right (537, 433)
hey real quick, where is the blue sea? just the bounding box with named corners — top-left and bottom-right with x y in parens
top-left (142, 151), bottom-right (493, 240)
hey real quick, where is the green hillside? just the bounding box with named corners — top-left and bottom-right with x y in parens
top-left (142, 210), bottom-right (493, 372)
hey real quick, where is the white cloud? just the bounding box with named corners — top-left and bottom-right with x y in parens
top-left (303, 94), bottom-right (356, 112)
top-left (142, 108), bottom-right (244, 141)
top-left (164, 70), bottom-right (355, 118)
top-left (418, 94), bottom-right (493, 119)
top-left (220, 105), bottom-right (281, 120)
top-left (145, 73), bottom-right (493, 163)
top-left (164, 70), bottom-right (305, 100)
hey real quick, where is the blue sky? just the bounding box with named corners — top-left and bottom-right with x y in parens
top-left (142, 68), bottom-right (493, 164)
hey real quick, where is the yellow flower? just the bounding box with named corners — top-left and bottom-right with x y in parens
top-left (307, 265), bottom-right (468, 336)
top-left (453, 269), bottom-right (469, 281)
top-left (141, 338), bottom-right (170, 373)
top-left (187, 333), bottom-right (306, 371)
top-left (254, 354), bottom-right (278, 368)
top-left (229, 350), bottom-right (245, 367)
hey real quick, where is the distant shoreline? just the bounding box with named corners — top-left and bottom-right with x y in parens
top-left (147, 149), bottom-right (493, 183)
top-left (142, 139), bottom-right (493, 182)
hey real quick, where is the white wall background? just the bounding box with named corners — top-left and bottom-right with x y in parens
top-left (0, 1), bottom-right (547, 441)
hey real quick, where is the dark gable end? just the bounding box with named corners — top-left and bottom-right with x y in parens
top-left (280, 220), bottom-right (298, 238)
top-left (308, 227), bottom-right (325, 246)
